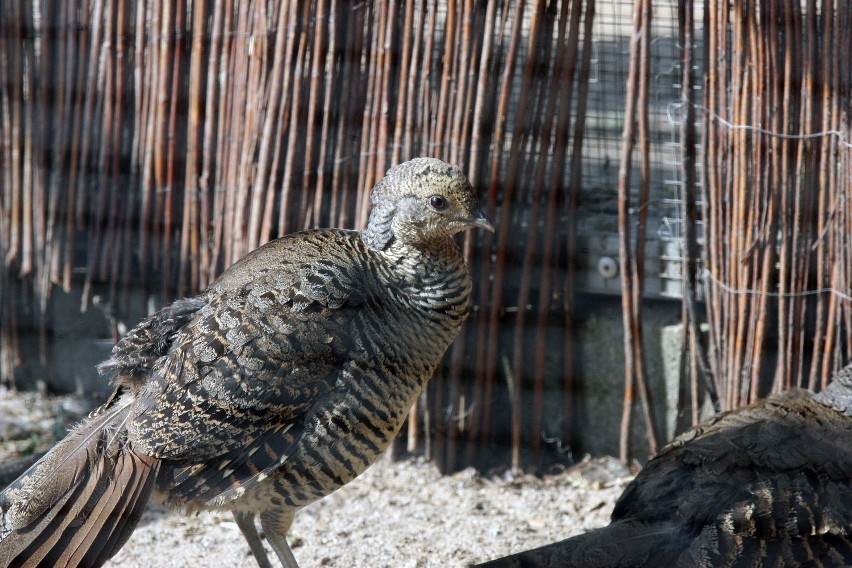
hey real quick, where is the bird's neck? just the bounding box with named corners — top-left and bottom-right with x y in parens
top-left (374, 237), bottom-right (472, 316)
top-left (380, 236), bottom-right (462, 274)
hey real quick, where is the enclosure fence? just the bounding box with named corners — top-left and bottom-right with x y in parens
top-left (1, 0), bottom-right (850, 470)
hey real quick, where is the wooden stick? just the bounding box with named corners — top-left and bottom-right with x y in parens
top-left (106, 0), bottom-right (130, 304)
top-left (331, 1), bottom-right (367, 231)
top-left (162, 0), bottom-right (185, 301)
top-left (560, 0), bottom-right (595, 454)
top-left (401, 0), bottom-right (426, 162)
top-left (248, 0), bottom-right (289, 250)
top-left (373, 0), bottom-right (396, 182)
top-left (678, 0), bottom-right (718, 414)
top-left (632, 0), bottom-right (660, 454)
top-left (315, 0), bottom-right (340, 228)
top-left (356, 1), bottom-right (380, 225)
top-left (464, 0), bottom-right (499, 466)
top-left (617, 0), bottom-right (643, 463)
top-left (280, 30), bottom-right (308, 235)
top-left (301, 0), bottom-right (330, 229)
top-left (208, 0), bottom-right (235, 279)
top-left (81, 0), bottom-right (114, 309)
top-left (472, 0), bottom-right (523, 459)
top-left (468, 2), bottom-right (497, 180)
top-left (180, 0), bottom-right (208, 295)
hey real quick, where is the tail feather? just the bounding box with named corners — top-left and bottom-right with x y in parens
top-left (0, 395), bottom-right (160, 568)
top-left (13, 471), bottom-right (102, 567)
top-left (58, 450), bottom-right (158, 568)
top-left (472, 521), bottom-right (683, 567)
top-left (0, 481), bottom-right (80, 566)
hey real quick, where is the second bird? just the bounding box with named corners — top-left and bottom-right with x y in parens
top-left (0, 157), bottom-right (494, 568)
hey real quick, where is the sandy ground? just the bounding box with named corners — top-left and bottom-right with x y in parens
top-left (1, 390), bottom-right (630, 567)
top-left (101, 456), bottom-right (629, 568)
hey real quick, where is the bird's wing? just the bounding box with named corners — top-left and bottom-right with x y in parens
top-left (97, 297), bottom-right (208, 388)
top-left (474, 389), bottom-right (852, 568)
top-left (614, 392), bottom-right (852, 538)
top-left (123, 233), bottom-right (370, 500)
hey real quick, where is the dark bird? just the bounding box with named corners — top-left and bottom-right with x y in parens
top-left (0, 157), bottom-right (493, 568)
top-left (475, 365), bottom-right (852, 567)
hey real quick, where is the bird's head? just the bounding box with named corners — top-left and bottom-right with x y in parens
top-left (361, 157), bottom-right (494, 251)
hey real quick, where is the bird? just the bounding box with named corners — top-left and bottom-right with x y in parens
top-left (0, 157), bottom-right (494, 568)
top-left (475, 365), bottom-right (852, 567)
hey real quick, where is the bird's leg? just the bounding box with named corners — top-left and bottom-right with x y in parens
top-left (233, 511), bottom-right (274, 568)
top-left (260, 510), bottom-right (299, 568)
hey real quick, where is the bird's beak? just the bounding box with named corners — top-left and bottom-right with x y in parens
top-left (470, 209), bottom-right (495, 232)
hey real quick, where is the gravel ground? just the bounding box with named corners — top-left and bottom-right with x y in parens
top-left (0, 389), bottom-right (93, 487)
top-left (105, 456), bottom-right (630, 568)
top-left (0, 390), bottom-right (630, 567)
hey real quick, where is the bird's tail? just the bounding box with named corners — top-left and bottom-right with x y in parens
top-left (472, 521), bottom-right (682, 567)
top-left (0, 393), bottom-right (160, 568)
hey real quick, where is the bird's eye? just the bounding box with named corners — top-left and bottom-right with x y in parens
top-left (429, 195), bottom-right (448, 210)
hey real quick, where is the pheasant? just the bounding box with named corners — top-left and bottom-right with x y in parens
top-left (0, 157), bottom-right (493, 568)
top-left (475, 365), bottom-right (852, 567)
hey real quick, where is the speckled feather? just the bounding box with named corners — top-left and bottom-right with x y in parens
top-left (476, 366), bottom-right (852, 568)
top-left (0, 158), bottom-right (493, 568)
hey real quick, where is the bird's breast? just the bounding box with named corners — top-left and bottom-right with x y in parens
top-left (242, 277), bottom-right (471, 511)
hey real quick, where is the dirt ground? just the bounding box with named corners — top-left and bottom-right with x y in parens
top-left (104, 457), bottom-right (628, 568)
top-left (1, 390), bottom-right (630, 567)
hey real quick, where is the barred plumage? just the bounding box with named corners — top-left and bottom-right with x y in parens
top-left (476, 366), bottom-right (852, 568)
top-left (0, 157), bottom-right (493, 568)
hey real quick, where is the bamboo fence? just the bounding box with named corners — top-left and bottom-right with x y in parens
top-left (0, 0), bottom-right (596, 472)
top-left (1, 0), bottom-right (850, 470)
top-left (699, 0), bottom-right (852, 410)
